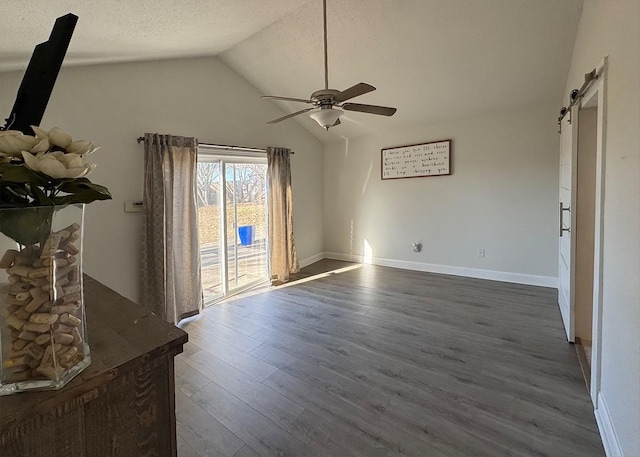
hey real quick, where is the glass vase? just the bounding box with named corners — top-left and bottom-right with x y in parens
top-left (0, 204), bottom-right (90, 395)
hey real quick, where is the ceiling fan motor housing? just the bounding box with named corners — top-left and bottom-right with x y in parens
top-left (311, 89), bottom-right (341, 106)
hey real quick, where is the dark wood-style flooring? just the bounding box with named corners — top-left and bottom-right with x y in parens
top-left (176, 260), bottom-right (604, 457)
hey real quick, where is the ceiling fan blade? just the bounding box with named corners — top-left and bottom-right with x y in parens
top-left (335, 83), bottom-right (376, 103)
top-left (342, 103), bottom-right (397, 116)
top-left (261, 95), bottom-right (313, 104)
top-left (267, 108), bottom-right (314, 124)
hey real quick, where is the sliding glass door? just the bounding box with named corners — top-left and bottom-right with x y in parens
top-left (197, 148), bottom-right (269, 305)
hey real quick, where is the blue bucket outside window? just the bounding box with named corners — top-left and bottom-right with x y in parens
top-left (238, 225), bottom-right (255, 246)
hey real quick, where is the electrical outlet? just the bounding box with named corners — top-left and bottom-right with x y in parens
top-left (478, 249), bottom-right (485, 258)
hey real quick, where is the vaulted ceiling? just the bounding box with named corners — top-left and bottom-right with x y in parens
top-left (0, 0), bottom-right (583, 142)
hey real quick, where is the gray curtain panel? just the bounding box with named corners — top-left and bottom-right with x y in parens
top-left (267, 147), bottom-right (299, 283)
top-left (141, 133), bottom-right (203, 324)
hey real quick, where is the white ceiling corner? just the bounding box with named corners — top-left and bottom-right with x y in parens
top-left (0, 0), bottom-right (312, 70)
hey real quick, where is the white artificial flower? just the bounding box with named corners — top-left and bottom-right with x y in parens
top-left (21, 151), bottom-right (95, 179)
top-left (66, 140), bottom-right (99, 155)
top-left (58, 152), bottom-right (85, 169)
top-left (30, 137), bottom-right (50, 153)
top-left (30, 126), bottom-right (49, 139)
top-left (48, 127), bottom-right (73, 149)
top-left (0, 130), bottom-right (39, 157)
top-left (27, 126), bottom-right (98, 155)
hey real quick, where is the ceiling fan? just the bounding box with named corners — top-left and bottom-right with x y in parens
top-left (262, 0), bottom-right (397, 130)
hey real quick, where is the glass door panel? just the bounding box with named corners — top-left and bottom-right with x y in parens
top-left (225, 163), bottom-right (269, 293)
top-left (196, 160), bottom-right (224, 304)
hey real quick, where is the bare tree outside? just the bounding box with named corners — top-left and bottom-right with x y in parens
top-left (233, 164), bottom-right (266, 203)
top-left (197, 163), bottom-right (266, 207)
top-left (196, 162), bottom-right (220, 207)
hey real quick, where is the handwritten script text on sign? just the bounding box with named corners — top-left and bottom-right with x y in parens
top-left (382, 140), bottom-right (450, 179)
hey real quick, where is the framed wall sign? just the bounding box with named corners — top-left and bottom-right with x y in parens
top-left (381, 139), bottom-right (451, 180)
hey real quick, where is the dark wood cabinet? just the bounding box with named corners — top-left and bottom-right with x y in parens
top-left (0, 276), bottom-right (187, 457)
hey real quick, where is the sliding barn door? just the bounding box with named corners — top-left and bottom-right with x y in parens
top-left (558, 107), bottom-right (579, 342)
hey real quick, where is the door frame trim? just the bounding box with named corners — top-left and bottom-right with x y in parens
top-left (578, 56), bottom-right (608, 406)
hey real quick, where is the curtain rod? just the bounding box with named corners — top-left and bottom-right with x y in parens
top-left (136, 137), bottom-right (293, 154)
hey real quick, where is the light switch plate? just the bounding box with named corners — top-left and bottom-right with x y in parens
top-left (124, 200), bottom-right (144, 213)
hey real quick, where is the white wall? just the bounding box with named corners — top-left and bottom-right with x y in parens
top-left (323, 102), bottom-right (559, 285)
top-left (0, 57), bottom-right (324, 303)
top-left (564, 1), bottom-right (640, 455)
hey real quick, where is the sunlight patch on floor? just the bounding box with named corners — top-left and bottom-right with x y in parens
top-left (219, 263), bottom-right (364, 304)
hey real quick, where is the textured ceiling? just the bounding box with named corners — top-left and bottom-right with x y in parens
top-left (0, 0), bottom-right (583, 142)
top-left (0, 0), bottom-right (311, 70)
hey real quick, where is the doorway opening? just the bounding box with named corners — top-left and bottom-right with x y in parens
top-left (197, 146), bottom-right (269, 305)
top-left (574, 105), bottom-right (598, 391)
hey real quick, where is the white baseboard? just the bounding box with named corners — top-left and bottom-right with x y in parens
top-left (322, 252), bottom-right (361, 263)
top-left (322, 252), bottom-right (557, 288)
top-left (299, 252), bottom-right (326, 269)
top-left (595, 392), bottom-right (623, 457)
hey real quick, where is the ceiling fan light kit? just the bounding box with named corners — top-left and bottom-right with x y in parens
top-left (309, 107), bottom-right (343, 130)
top-left (262, 0), bottom-right (396, 130)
